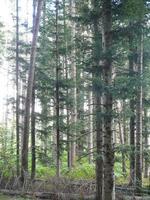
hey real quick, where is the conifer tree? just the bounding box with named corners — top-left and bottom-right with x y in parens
top-left (21, 0), bottom-right (43, 182)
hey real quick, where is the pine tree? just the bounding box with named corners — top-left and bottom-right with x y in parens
top-left (21, 0), bottom-right (43, 182)
top-left (102, 0), bottom-right (114, 199)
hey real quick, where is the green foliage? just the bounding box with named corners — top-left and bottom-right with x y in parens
top-left (143, 177), bottom-right (150, 187)
top-left (36, 165), bottom-right (56, 178)
top-left (123, 0), bottom-right (145, 20)
top-left (0, 125), bottom-right (16, 178)
top-left (62, 163), bottom-right (95, 180)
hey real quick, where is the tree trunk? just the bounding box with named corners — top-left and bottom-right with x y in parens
top-left (55, 0), bottom-right (60, 177)
top-left (118, 117), bottom-right (126, 174)
top-left (88, 89), bottom-right (93, 164)
top-left (135, 31), bottom-right (143, 192)
top-left (117, 101), bottom-right (126, 174)
top-left (31, 0), bottom-right (37, 181)
top-left (21, 0), bottom-right (43, 182)
top-left (70, 0), bottom-right (77, 168)
top-left (102, 0), bottom-right (114, 199)
top-left (91, 0), bottom-right (103, 199)
top-left (63, 0), bottom-right (71, 169)
top-left (16, 0), bottom-right (20, 177)
top-left (128, 33), bottom-right (136, 186)
top-left (95, 94), bottom-right (103, 200)
top-left (122, 100), bottom-right (128, 144)
top-left (31, 81), bottom-right (36, 180)
top-left (144, 108), bottom-right (149, 178)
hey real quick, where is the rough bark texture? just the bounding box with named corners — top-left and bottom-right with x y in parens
top-left (31, 83), bottom-right (36, 180)
top-left (55, 0), bottom-right (60, 177)
top-left (16, 0), bottom-right (20, 177)
top-left (88, 89), bottom-right (93, 164)
top-left (70, 0), bottom-right (77, 168)
top-left (144, 108), bottom-right (149, 178)
top-left (102, 0), bottom-right (114, 199)
top-left (91, 0), bottom-right (103, 199)
top-left (122, 101), bottom-right (127, 145)
top-left (31, 0), bottom-right (36, 181)
top-left (63, 0), bottom-right (71, 170)
top-left (21, 0), bottom-right (43, 182)
top-left (95, 94), bottom-right (103, 200)
top-left (135, 32), bottom-right (143, 192)
top-left (118, 112), bottom-right (126, 174)
top-left (128, 34), bottom-right (136, 186)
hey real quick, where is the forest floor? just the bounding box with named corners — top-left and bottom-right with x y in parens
top-left (0, 177), bottom-right (150, 199)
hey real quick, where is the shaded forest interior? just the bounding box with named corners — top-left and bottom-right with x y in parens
top-left (0, 0), bottom-right (150, 199)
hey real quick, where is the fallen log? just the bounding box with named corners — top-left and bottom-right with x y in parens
top-left (0, 189), bottom-right (95, 199)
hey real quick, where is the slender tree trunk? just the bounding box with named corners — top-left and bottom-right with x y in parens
top-left (135, 31), bottom-right (143, 192)
top-left (31, 0), bottom-right (37, 181)
top-left (102, 0), bottom-right (114, 199)
top-left (11, 104), bottom-right (15, 154)
top-left (70, 0), bottom-right (77, 168)
top-left (122, 100), bottom-right (127, 144)
top-left (16, 0), bottom-right (20, 177)
top-left (128, 33), bottom-right (136, 186)
top-left (122, 101), bottom-right (127, 174)
top-left (95, 93), bottom-right (103, 200)
top-left (21, 0), bottom-right (43, 182)
top-left (66, 61), bottom-right (71, 169)
top-left (144, 109), bottom-right (149, 178)
top-left (88, 89), bottom-right (93, 163)
top-left (55, 0), bottom-right (60, 177)
top-left (116, 101), bottom-right (126, 174)
top-left (63, 0), bottom-right (71, 169)
top-left (76, 70), bottom-right (85, 159)
top-left (91, 0), bottom-right (103, 199)
top-left (31, 81), bottom-right (36, 180)
top-left (51, 99), bottom-right (57, 165)
top-left (118, 117), bottom-right (126, 174)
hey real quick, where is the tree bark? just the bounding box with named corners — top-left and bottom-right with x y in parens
top-left (102, 0), bottom-right (114, 199)
top-left (88, 89), bottom-right (93, 164)
top-left (122, 100), bottom-right (128, 144)
top-left (70, 0), bottom-right (77, 168)
top-left (63, 0), bottom-right (71, 169)
top-left (128, 33), bottom-right (136, 186)
top-left (135, 31), bottom-right (143, 192)
top-left (118, 120), bottom-right (126, 174)
top-left (144, 108), bottom-right (149, 178)
top-left (16, 0), bottom-right (20, 177)
top-left (91, 0), bottom-right (103, 199)
top-left (55, 0), bottom-right (60, 177)
top-left (31, 81), bottom-right (36, 180)
top-left (21, 0), bottom-right (43, 182)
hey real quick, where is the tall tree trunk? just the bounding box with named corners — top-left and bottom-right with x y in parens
top-left (55, 0), bottom-right (60, 177)
top-left (11, 103), bottom-right (15, 154)
top-left (144, 108), bottom-right (148, 178)
top-left (31, 0), bottom-right (37, 181)
top-left (117, 102), bottom-right (126, 174)
top-left (88, 89), bottom-right (93, 163)
top-left (102, 0), bottom-right (114, 199)
top-left (21, 0), bottom-right (43, 182)
top-left (51, 99), bottom-right (57, 165)
top-left (31, 81), bottom-right (36, 180)
top-left (16, 0), bottom-right (20, 177)
top-left (118, 116), bottom-right (126, 174)
top-left (70, 0), bottom-right (77, 168)
top-left (95, 93), bottom-right (103, 200)
top-left (122, 100), bottom-right (127, 144)
top-left (135, 31), bottom-right (143, 192)
top-left (63, 0), bottom-right (71, 169)
top-left (128, 33), bottom-right (136, 186)
top-left (91, 0), bottom-right (103, 199)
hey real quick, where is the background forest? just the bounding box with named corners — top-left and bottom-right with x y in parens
top-left (0, 0), bottom-right (150, 200)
